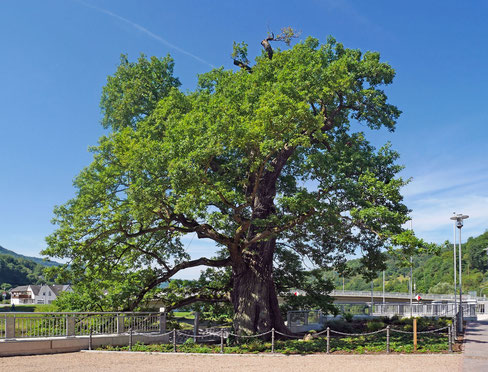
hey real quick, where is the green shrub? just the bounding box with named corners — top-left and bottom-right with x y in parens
top-left (342, 312), bottom-right (354, 322)
top-left (366, 321), bottom-right (385, 332)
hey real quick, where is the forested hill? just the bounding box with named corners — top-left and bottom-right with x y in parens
top-left (0, 245), bottom-right (60, 289)
top-left (329, 230), bottom-right (488, 296)
top-left (0, 245), bottom-right (59, 267)
top-left (0, 254), bottom-right (47, 288)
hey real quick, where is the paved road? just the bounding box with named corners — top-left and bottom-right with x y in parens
top-left (463, 320), bottom-right (488, 371)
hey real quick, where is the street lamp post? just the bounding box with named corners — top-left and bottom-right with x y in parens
top-left (409, 219), bottom-right (413, 318)
top-left (409, 255), bottom-right (413, 318)
top-left (382, 271), bottom-right (385, 304)
top-left (450, 213), bottom-right (469, 333)
top-left (452, 214), bottom-right (457, 321)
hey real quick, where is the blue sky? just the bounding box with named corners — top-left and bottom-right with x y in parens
top-left (1, 1), bottom-right (487, 278)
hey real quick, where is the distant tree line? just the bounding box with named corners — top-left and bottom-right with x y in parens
top-left (328, 230), bottom-right (488, 296)
top-left (0, 254), bottom-right (48, 288)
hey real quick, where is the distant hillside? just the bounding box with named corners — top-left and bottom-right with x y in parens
top-left (0, 245), bottom-right (60, 267)
top-left (327, 230), bottom-right (488, 296)
top-left (0, 254), bottom-right (48, 287)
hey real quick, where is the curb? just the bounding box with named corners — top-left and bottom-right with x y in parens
top-left (80, 350), bottom-right (462, 358)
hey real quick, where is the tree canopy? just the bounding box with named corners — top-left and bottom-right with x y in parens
top-left (43, 33), bottom-right (422, 334)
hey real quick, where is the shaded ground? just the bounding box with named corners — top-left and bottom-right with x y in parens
top-left (0, 351), bottom-right (462, 372)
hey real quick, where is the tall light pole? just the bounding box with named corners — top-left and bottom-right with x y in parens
top-left (371, 280), bottom-right (374, 315)
top-left (409, 255), bottom-right (413, 317)
top-left (382, 270), bottom-right (385, 304)
top-left (409, 220), bottom-right (413, 317)
top-left (450, 213), bottom-right (469, 333)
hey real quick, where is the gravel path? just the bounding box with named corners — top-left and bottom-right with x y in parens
top-left (0, 351), bottom-right (462, 372)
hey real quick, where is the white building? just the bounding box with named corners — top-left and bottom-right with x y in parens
top-left (10, 284), bottom-right (72, 305)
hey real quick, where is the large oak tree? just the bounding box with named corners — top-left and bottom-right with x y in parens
top-left (44, 34), bottom-right (420, 334)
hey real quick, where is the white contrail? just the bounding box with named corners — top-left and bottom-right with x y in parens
top-left (76, 0), bottom-right (215, 68)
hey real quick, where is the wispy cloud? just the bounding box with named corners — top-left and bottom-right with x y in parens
top-left (403, 163), bottom-right (488, 243)
top-left (76, 0), bottom-right (215, 68)
top-left (402, 165), bottom-right (488, 198)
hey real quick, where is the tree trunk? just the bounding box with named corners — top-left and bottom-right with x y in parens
top-left (230, 148), bottom-right (295, 335)
top-left (231, 238), bottom-right (288, 335)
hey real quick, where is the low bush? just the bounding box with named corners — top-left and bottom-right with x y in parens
top-left (97, 318), bottom-right (452, 355)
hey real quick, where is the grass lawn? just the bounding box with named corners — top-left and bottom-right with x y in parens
top-left (0, 304), bottom-right (56, 313)
top-left (172, 311), bottom-right (195, 319)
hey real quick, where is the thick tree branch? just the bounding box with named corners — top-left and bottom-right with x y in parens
top-left (245, 208), bottom-right (316, 247)
top-left (233, 59), bottom-right (252, 73)
top-left (174, 214), bottom-right (234, 246)
top-left (261, 33), bottom-right (274, 60)
top-left (127, 242), bottom-right (170, 271)
top-left (200, 171), bottom-right (249, 225)
top-left (126, 256), bottom-right (232, 310)
top-left (166, 293), bottom-right (231, 311)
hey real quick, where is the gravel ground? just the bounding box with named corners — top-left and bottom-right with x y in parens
top-left (0, 351), bottom-right (462, 372)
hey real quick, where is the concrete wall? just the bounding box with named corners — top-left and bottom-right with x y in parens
top-left (0, 334), bottom-right (169, 357)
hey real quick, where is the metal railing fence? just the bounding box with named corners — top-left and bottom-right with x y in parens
top-left (287, 302), bottom-right (478, 330)
top-left (330, 290), bottom-right (478, 301)
top-left (1, 312), bottom-right (163, 339)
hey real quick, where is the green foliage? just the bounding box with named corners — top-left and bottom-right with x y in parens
top-left (0, 254), bottom-right (48, 286)
top-left (366, 320), bottom-right (385, 332)
top-left (274, 27), bottom-right (301, 45)
top-left (342, 311), bottom-right (354, 322)
top-left (429, 282), bottom-right (453, 294)
top-left (0, 245), bottom-right (59, 267)
top-left (43, 34), bottom-right (421, 327)
top-left (465, 230), bottom-right (488, 272)
top-left (231, 42), bottom-right (249, 65)
top-left (100, 53), bottom-right (181, 130)
top-left (98, 318), bottom-right (451, 354)
top-left (330, 231), bottom-right (488, 295)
